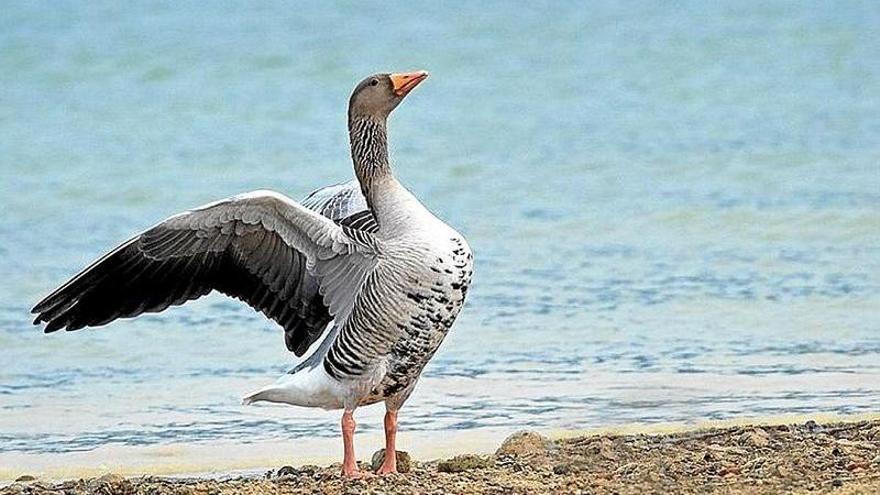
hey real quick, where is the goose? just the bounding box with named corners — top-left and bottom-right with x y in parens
top-left (30, 71), bottom-right (474, 477)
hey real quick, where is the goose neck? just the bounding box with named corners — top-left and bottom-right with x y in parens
top-left (349, 116), bottom-right (392, 205)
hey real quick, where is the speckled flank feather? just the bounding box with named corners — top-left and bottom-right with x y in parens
top-left (359, 235), bottom-right (473, 407)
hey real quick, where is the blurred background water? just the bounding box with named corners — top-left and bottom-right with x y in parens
top-left (1, 1), bottom-right (879, 458)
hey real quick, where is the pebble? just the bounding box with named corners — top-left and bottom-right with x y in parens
top-left (95, 473), bottom-right (126, 484)
top-left (743, 429), bottom-right (770, 448)
top-left (804, 420), bottom-right (823, 434)
top-left (276, 465), bottom-right (297, 477)
top-left (846, 461), bottom-right (870, 471)
top-left (775, 464), bottom-right (792, 477)
top-left (496, 431), bottom-right (555, 457)
top-left (85, 473), bottom-right (131, 495)
top-left (552, 463), bottom-right (571, 475)
top-left (718, 465), bottom-right (741, 476)
top-left (437, 454), bottom-right (493, 473)
top-left (370, 448), bottom-right (412, 473)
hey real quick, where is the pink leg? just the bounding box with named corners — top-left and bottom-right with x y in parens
top-left (376, 410), bottom-right (398, 474)
top-left (341, 410), bottom-right (360, 478)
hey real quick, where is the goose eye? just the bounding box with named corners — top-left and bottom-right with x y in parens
top-left (370, 79), bottom-right (379, 86)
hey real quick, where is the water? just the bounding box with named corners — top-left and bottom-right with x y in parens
top-left (2, 1), bottom-right (879, 464)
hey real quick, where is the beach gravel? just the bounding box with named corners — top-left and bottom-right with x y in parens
top-left (4, 418), bottom-right (880, 494)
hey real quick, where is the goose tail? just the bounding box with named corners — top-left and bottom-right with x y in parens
top-left (241, 365), bottom-right (343, 409)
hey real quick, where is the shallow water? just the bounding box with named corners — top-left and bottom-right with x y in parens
top-left (2, 1), bottom-right (879, 462)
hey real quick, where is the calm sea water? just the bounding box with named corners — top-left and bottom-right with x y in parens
top-left (2, 1), bottom-right (879, 458)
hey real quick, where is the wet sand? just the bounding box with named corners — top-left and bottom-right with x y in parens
top-left (4, 417), bottom-right (880, 494)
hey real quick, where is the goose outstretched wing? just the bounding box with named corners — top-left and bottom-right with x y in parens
top-left (31, 189), bottom-right (378, 356)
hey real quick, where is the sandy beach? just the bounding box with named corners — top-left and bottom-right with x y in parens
top-left (4, 415), bottom-right (879, 494)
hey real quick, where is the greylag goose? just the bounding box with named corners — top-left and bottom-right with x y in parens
top-left (31, 71), bottom-right (473, 477)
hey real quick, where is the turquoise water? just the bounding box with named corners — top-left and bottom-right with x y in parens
top-left (2, 1), bottom-right (879, 457)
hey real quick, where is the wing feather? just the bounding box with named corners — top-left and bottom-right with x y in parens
top-left (32, 189), bottom-right (378, 356)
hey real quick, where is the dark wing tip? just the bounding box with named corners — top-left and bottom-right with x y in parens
top-left (31, 299), bottom-right (51, 314)
top-left (43, 318), bottom-right (66, 333)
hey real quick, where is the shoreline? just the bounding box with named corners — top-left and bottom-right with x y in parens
top-left (3, 413), bottom-right (880, 493)
top-left (4, 412), bottom-right (877, 482)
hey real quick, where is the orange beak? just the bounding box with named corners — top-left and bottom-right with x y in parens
top-left (390, 71), bottom-right (429, 96)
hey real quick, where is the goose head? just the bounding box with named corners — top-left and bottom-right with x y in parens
top-left (348, 71), bottom-right (429, 121)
